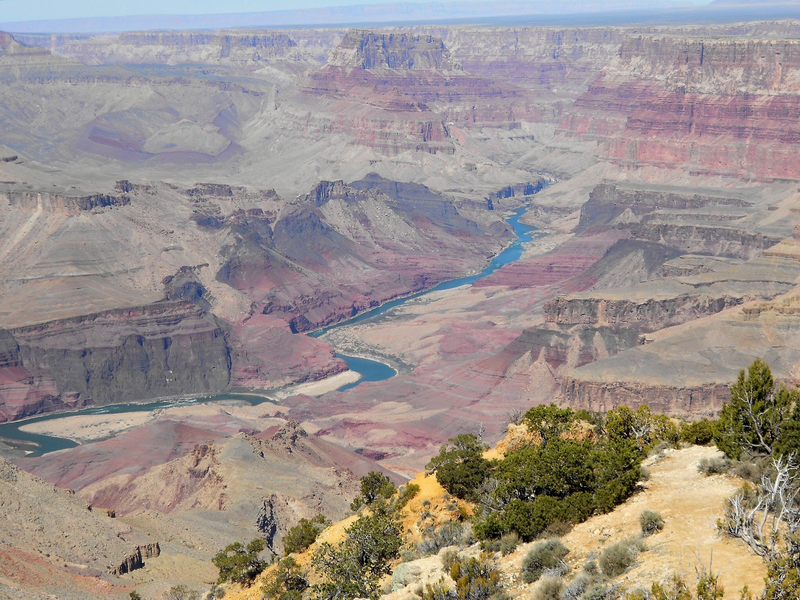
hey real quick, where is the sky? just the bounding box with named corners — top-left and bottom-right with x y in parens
top-left (0, 0), bottom-right (713, 22)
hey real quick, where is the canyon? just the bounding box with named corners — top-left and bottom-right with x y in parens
top-left (2, 14), bottom-right (800, 598)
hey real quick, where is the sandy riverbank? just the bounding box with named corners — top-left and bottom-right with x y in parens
top-left (17, 369), bottom-right (361, 444)
top-left (272, 369), bottom-right (360, 399)
top-left (19, 411), bottom-right (158, 444)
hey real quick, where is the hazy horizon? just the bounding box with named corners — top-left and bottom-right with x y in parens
top-left (0, 0), bottom-right (716, 22)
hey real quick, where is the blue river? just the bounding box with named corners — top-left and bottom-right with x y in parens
top-left (0, 205), bottom-right (536, 456)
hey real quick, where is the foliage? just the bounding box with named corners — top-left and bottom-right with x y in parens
top-left (698, 457), bottom-right (732, 476)
top-left (582, 584), bottom-right (612, 600)
top-left (262, 556), bottom-right (308, 600)
top-left (312, 512), bottom-right (402, 600)
top-left (532, 576), bottom-right (563, 600)
top-left (561, 571), bottom-right (592, 600)
top-left (166, 585), bottom-right (200, 600)
top-left (523, 405), bottom-right (575, 448)
top-left (212, 538), bottom-right (267, 586)
top-left (129, 592), bottom-right (143, 600)
top-left (426, 434), bottom-right (493, 502)
top-left (421, 555), bottom-right (505, 600)
top-left (422, 579), bottom-right (457, 600)
top-left (719, 455), bottom-right (800, 600)
top-left (207, 585), bottom-right (225, 600)
top-left (681, 419), bottom-right (716, 446)
top-left (713, 358), bottom-right (797, 459)
top-left (639, 510), bottom-right (665, 536)
top-left (646, 572), bottom-right (724, 600)
top-left (763, 553), bottom-right (800, 600)
top-left (441, 548), bottom-right (460, 573)
top-left (282, 514), bottom-right (329, 556)
top-left (450, 555), bottom-right (504, 600)
top-left (499, 532), bottom-right (520, 556)
top-left (599, 537), bottom-right (645, 578)
top-left (394, 483), bottom-right (421, 511)
top-left (351, 471), bottom-right (397, 511)
top-left (470, 407), bottom-right (646, 542)
top-left (606, 406), bottom-right (680, 450)
top-left (418, 521), bottom-right (472, 555)
top-left (521, 539), bottom-right (569, 584)
top-left (774, 402), bottom-right (800, 460)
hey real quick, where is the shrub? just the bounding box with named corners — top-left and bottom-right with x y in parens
top-left (207, 584), bottom-right (224, 599)
top-left (521, 539), bottom-right (569, 584)
top-left (418, 521), bottom-right (469, 555)
top-left (262, 557), bottom-right (308, 600)
top-left (283, 514), bottom-right (329, 555)
top-left (681, 419), bottom-right (715, 446)
top-left (639, 510), bottom-right (665, 536)
top-left (713, 358), bottom-right (797, 459)
top-left (354, 471), bottom-right (396, 507)
top-left (532, 576), bottom-right (563, 600)
top-left (449, 555), bottom-right (504, 600)
top-left (582, 584), bottom-right (611, 600)
top-left (426, 434), bottom-right (492, 502)
top-left (421, 579), bottom-right (456, 600)
top-left (543, 520), bottom-right (573, 538)
top-left (730, 458), bottom-right (770, 484)
top-left (166, 585), bottom-right (200, 600)
top-left (698, 456), bottom-right (732, 476)
top-left (582, 560), bottom-right (599, 576)
top-left (561, 572), bottom-right (592, 600)
top-left (599, 538), bottom-right (646, 578)
top-left (441, 548), bottom-right (460, 572)
top-left (212, 538), bottom-right (267, 586)
top-left (312, 513), bottom-right (402, 600)
top-left (499, 532), bottom-right (520, 556)
top-left (394, 483), bottom-right (421, 511)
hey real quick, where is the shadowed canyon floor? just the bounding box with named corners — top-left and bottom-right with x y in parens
top-left (2, 17), bottom-right (800, 598)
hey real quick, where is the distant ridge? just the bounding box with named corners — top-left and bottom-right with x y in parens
top-left (0, 0), bottom-right (701, 33)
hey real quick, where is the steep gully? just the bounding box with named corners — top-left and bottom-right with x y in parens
top-left (0, 206), bottom-right (538, 455)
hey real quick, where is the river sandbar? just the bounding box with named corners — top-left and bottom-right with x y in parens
top-left (273, 369), bottom-right (361, 399)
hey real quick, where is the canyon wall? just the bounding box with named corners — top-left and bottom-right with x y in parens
top-left (566, 36), bottom-right (800, 178)
top-left (0, 302), bottom-right (231, 421)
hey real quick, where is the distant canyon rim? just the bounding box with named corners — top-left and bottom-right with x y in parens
top-left (3, 14), bottom-right (800, 597)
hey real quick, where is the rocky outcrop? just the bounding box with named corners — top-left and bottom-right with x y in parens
top-left (0, 189), bottom-right (130, 215)
top-left (544, 294), bottom-right (744, 331)
top-left (0, 301), bottom-right (231, 422)
top-left (329, 30), bottom-right (460, 71)
top-left (628, 222), bottom-right (782, 260)
top-left (561, 376), bottom-right (731, 417)
top-left (576, 182), bottom-right (752, 233)
top-left (110, 542), bottom-right (160, 576)
top-left (509, 325), bottom-right (642, 371)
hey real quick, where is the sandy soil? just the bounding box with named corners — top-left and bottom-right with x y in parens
top-left (273, 370), bottom-right (360, 399)
top-left (19, 412), bottom-right (158, 444)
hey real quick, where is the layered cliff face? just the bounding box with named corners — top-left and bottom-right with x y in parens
top-left (328, 30), bottom-right (460, 70)
top-left (565, 35), bottom-right (800, 178)
top-left (0, 302), bottom-right (231, 422)
top-left (559, 293), bottom-right (800, 416)
top-left (14, 29), bottom-right (338, 70)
